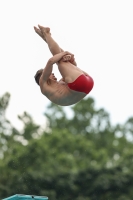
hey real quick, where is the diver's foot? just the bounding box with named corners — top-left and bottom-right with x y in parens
top-left (38, 25), bottom-right (51, 41)
top-left (34, 25), bottom-right (51, 42)
top-left (38, 25), bottom-right (50, 33)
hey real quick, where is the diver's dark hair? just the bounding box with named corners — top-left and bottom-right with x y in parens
top-left (34, 69), bottom-right (43, 85)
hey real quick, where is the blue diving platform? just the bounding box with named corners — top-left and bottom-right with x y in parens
top-left (2, 194), bottom-right (48, 200)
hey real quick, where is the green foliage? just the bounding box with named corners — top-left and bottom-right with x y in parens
top-left (18, 112), bottom-right (41, 141)
top-left (0, 93), bottom-right (133, 200)
top-left (0, 92), bottom-right (13, 158)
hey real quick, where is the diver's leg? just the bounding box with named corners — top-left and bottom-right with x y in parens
top-left (34, 25), bottom-right (78, 65)
top-left (34, 25), bottom-right (64, 55)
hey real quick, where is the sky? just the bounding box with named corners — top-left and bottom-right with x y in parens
top-left (0, 0), bottom-right (133, 130)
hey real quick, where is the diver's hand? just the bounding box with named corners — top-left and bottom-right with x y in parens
top-left (49, 51), bottom-right (74, 64)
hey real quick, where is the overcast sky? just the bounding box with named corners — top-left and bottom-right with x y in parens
top-left (0, 0), bottom-right (133, 130)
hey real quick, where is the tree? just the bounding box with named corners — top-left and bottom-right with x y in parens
top-left (0, 92), bottom-right (12, 158)
top-left (1, 94), bottom-right (133, 200)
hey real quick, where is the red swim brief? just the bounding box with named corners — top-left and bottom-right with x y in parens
top-left (67, 74), bottom-right (94, 94)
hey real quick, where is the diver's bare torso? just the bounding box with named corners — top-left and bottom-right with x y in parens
top-left (40, 79), bottom-right (86, 106)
